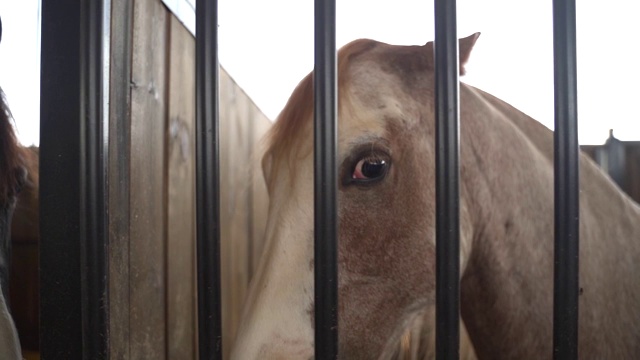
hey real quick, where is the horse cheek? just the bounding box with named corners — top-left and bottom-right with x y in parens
top-left (337, 161), bottom-right (435, 357)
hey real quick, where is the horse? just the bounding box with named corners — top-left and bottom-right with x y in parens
top-left (230, 33), bottom-right (640, 359)
top-left (0, 86), bottom-right (26, 359)
top-left (8, 145), bottom-right (39, 354)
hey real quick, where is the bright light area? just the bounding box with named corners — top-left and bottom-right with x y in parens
top-left (0, 1), bottom-right (40, 146)
top-left (1, 0), bottom-right (639, 146)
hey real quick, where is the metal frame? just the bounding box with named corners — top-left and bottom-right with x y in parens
top-left (552, 0), bottom-right (580, 358)
top-left (40, 0), bottom-right (109, 358)
top-left (313, 0), bottom-right (339, 359)
top-left (195, 0), bottom-right (222, 358)
top-left (37, 0), bottom-right (580, 358)
top-left (433, 0), bottom-right (461, 358)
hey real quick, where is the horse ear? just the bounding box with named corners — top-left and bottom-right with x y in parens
top-left (424, 32), bottom-right (481, 76)
top-left (459, 32), bottom-right (480, 74)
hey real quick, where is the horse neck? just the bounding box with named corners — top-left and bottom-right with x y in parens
top-left (457, 84), bottom-right (640, 358)
top-left (457, 84), bottom-right (558, 358)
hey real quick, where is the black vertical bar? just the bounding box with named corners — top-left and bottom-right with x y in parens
top-left (195, 0), bottom-right (222, 359)
top-left (434, 0), bottom-right (460, 359)
top-left (40, 0), bottom-right (108, 358)
top-left (313, 0), bottom-right (338, 358)
top-left (40, 2), bottom-right (82, 357)
top-left (79, 0), bottom-right (108, 358)
top-left (552, 0), bottom-right (580, 358)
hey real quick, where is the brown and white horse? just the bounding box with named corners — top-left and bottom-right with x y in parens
top-left (0, 86), bottom-right (25, 359)
top-left (230, 33), bottom-right (640, 359)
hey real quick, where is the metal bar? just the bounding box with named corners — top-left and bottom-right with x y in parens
top-left (40, 0), bottom-right (108, 358)
top-left (552, 0), bottom-right (580, 358)
top-left (40, 0), bottom-right (108, 359)
top-left (195, 0), bottom-right (222, 359)
top-left (433, 0), bottom-right (461, 358)
top-left (40, 5), bottom-right (82, 356)
top-left (313, 0), bottom-right (338, 358)
top-left (79, 0), bottom-right (108, 358)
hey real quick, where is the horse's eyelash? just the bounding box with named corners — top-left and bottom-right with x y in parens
top-left (361, 154), bottom-right (386, 163)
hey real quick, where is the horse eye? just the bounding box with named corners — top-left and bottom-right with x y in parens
top-left (352, 157), bottom-right (389, 181)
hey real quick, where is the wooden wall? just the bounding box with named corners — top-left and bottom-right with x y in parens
top-left (107, 1), bottom-right (271, 358)
top-left (219, 51), bottom-right (272, 359)
top-left (7, 0), bottom-right (270, 358)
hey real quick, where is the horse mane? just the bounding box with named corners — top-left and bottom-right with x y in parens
top-left (263, 39), bottom-right (379, 168)
top-left (0, 88), bottom-right (25, 203)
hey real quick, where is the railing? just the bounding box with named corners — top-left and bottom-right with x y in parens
top-left (39, 0), bottom-right (580, 359)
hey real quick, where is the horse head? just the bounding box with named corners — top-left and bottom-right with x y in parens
top-left (231, 34), bottom-right (480, 359)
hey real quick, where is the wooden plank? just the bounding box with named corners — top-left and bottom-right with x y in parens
top-left (107, 0), bottom-right (133, 358)
top-left (166, 14), bottom-right (197, 360)
top-left (219, 68), bottom-right (251, 360)
top-left (219, 68), bottom-right (272, 357)
top-left (129, 0), bottom-right (168, 358)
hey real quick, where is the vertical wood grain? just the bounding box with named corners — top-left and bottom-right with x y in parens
top-left (166, 14), bottom-right (197, 360)
top-left (106, 4), bottom-right (272, 357)
top-left (129, 0), bottom-right (168, 357)
top-left (218, 68), bottom-right (272, 358)
top-left (108, 0), bottom-right (133, 358)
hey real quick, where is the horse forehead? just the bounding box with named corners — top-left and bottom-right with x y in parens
top-left (337, 76), bottom-right (420, 146)
top-left (337, 93), bottom-right (400, 148)
top-left (341, 54), bottom-right (424, 129)
top-left (347, 60), bottom-right (402, 98)
top-left (342, 40), bottom-right (428, 87)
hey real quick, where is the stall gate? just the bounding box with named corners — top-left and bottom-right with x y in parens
top-left (39, 0), bottom-right (270, 359)
top-left (37, 0), bottom-right (581, 359)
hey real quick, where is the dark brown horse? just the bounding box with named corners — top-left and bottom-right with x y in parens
top-left (0, 16), bottom-right (26, 357)
top-left (0, 88), bottom-right (25, 359)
